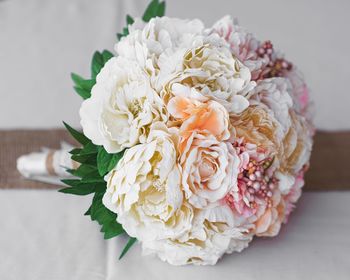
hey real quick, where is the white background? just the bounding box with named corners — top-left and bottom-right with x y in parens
top-left (1, 0), bottom-right (349, 130)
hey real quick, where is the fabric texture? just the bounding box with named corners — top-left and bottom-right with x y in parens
top-left (0, 190), bottom-right (349, 279)
top-left (0, 130), bottom-right (76, 189)
top-left (0, 129), bottom-right (349, 190)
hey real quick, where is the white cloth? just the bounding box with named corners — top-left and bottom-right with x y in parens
top-left (1, 190), bottom-right (349, 280)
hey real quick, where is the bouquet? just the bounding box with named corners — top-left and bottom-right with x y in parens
top-left (61, 0), bottom-right (314, 265)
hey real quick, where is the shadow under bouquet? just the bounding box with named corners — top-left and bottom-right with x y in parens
top-left (61, 0), bottom-right (314, 266)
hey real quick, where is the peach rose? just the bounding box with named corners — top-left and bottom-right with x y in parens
top-left (167, 96), bottom-right (231, 151)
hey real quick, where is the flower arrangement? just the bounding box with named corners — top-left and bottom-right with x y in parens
top-left (61, 0), bottom-right (314, 265)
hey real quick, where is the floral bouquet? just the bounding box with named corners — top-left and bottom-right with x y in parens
top-left (61, 0), bottom-right (314, 265)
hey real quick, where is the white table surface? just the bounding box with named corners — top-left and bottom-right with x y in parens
top-left (1, 190), bottom-right (349, 280)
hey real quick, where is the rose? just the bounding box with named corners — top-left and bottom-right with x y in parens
top-left (179, 131), bottom-right (240, 209)
top-left (102, 122), bottom-right (192, 241)
top-left (167, 96), bottom-right (231, 143)
top-left (80, 56), bottom-right (167, 153)
top-left (167, 94), bottom-right (238, 208)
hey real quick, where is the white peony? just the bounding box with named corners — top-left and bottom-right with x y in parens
top-left (142, 205), bottom-right (252, 265)
top-left (165, 43), bottom-right (255, 114)
top-left (209, 16), bottom-right (268, 80)
top-left (80, 56), bottom-right (167, 153)
top-left (116, 17), bottom-right (204, 72)
top-left (102, 122), bottom-right (192, 241)
top-left (249, 78), bottom-right (293, 135)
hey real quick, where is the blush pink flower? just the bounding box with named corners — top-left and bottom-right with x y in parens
top-left (210, 16), bottom-right (268, 80)
top-left (179, 132), bottom-right (240, 208)
top-left (224, 140), bottom-right (286, 237)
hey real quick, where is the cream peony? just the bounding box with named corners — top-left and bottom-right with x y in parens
top-left (142, 205), bottom-right (252, 265)
top-left (80, 56), bottom-right (167, 153)
top-left (249, 78), bottom-right (294, 135)
top-left (102, 122), bottom-right (192, 241)
top-left (116, 16), bottom-right (205, 77)
top-left (209, 16), bottom-right (268, 80)
top-left (164, 43), bottom-right (254, 114)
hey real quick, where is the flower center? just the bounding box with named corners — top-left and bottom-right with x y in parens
top-left (129, 99), bottom-right (144, 117)
top-left (225, 145), bottom-right (277, 216)
top-left (199, 157), bottom-right (217, 181)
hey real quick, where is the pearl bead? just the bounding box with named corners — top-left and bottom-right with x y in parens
top-left (253, 182), bottom-right (260, 190)
top-left (249, 174), bottom-right (256, 181)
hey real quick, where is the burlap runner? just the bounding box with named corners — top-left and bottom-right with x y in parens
top-left (0, 129), bottom-right (349, 190)
top-left (0, 130), bottom-right (76, 189)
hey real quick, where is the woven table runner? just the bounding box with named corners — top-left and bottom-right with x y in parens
top-left (0, 129), bottom-right (349, 190)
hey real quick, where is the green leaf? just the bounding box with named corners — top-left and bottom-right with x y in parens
top-left (63, 122), bottom-right (90, 145)
top-left (84, 206), bottom-right (92, 216)
top-left (119, 237), bottom-right (137, 260)
top-left (69, 148), bottom-right (82, 155)
top-left (67, 164), bottom-right (99, 179)
top-left (88, 192), bottom-right (125, 239)
top-left (62, 178), bottom-right (105, 187)
top-left (58, 185), bottom-right (96, 195)
top-left (101, 50), bottom-right (113, 63)
top-left (97, 147), bottom-right (124, 177)
top-left (80, 142), bottom-right (98, 155)
top-left (71, 73), bottom-right (95, 100)
top-left (126, 14), bottom-right (134, 25)
top-left (71, 73), bottom-right (95, 90)
top-left (69, 143), bottom-right (98, 164)
top-left (142, 0), bottom-right (166, 22)
top-left (59, 178), bottom-right (105, 196)
top-left (60, 179), bottom-right (81, 187)
top-left (71, 153), bottom-right (97, 165)
top-left (91, 50), bottom-right (114, 79)
top-left (73, 86), bottom-right (91, 99)
top-left (91, 51), bottom-right (104, 78)
top-left (156, 1), bottom-right (166, 17)
top-left (102, 220), bottom-right (125, 239)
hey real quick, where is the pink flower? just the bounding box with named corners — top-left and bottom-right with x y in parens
top-left (224, 141), bottom-right (286, 237)
top-left (210, 16), bottom-right (268, 80)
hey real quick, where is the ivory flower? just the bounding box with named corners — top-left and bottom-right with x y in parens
top-left (279, 111), bottom-right (313, 176)
top-left (80, 57), bottom-right (167, 153)
top-left (165, 43), bottom-right (254, 114)
top-left (249, 78), bottom-right (294, 135)
top-left (102, 123), bottom-right (192, 241)
top-left (116, 17), bottom-right (204, 71)
top-left (209, 16), bottom-right (268, 80)
top-left (230, 105), bottom-right (282, 156)
top-left (142, 205), bottom-right (252, 265)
